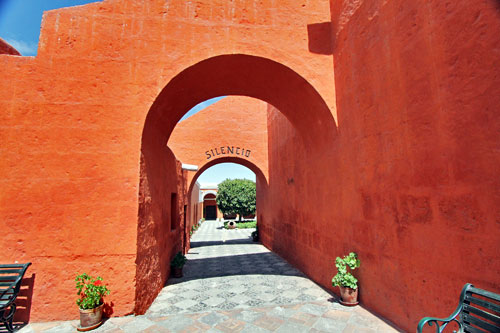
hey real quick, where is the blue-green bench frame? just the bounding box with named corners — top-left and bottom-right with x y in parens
top-left (0, 263), bottom-right (31, 332)
top-left (417, 283), bottom-right (500, 333)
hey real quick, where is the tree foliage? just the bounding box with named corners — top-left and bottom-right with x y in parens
top-left (216, 179), bottom-right (256, 221)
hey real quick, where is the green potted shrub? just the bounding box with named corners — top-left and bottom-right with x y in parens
top-left (331, 252), bottom-right (360, 306)
top-left (75, 273), bottom-right (110, 330)
top-left (251, 225), bottom-right (259, 242)
top-left (170, 251), bottom-right (187, 278)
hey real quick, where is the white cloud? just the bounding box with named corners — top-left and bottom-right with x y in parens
top-left (4, 38), bottom-right (37, 56)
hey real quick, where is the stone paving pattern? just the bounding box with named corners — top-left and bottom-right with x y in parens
top-left (19, 221), bottom-right (400, 332)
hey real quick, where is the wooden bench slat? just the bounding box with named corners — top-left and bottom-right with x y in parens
top-left (464, 304), bottom-right (500, 324)
top-left (0, 282), bottom-right (15, 287)
top-left (0, 269), bottom-right (23, 274)
top-left (463, 313), bottom-right (500, 333)
top-left (0, 289), bottom-right (15, 293)
top-left (0, 288), bottom-right (14, 293)
top-left (463, 322), bottom-right (489, 333)
top-left (466, 295), bottom-right (500, 313)
top-left (0, 264), bottom-right (30, 269)
top-left (0, 275), bottom-right (19, 281)
top-left (469, 287), bottom-right (500, 303)
top-left (0, 295), bottom-right (15, 300)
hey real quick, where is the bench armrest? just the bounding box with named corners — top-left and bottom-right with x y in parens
top-left (416, 283), bottom-right (473, 333)
top-left (0, 263), bottom-right (32, 309)
top-left (416, 313), bottom-right (463, 333)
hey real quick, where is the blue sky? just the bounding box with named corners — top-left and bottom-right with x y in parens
top-left (180, 97), bottom-right (225, 121)
top-left (0, 0), bottom-right (253, 184)
top-left (197, 163), bottom-right (255, 185)
top-left (0, 0), bottom-right (102, 56)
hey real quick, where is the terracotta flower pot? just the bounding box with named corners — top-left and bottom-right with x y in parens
top-left (78, 303), bottom-right (103, 331)
top-left (339, 286), bottom-right (359, 306)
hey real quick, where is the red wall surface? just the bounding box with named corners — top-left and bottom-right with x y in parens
top-left (0, 0), bottom-right (334, 322)
top-left (168, 96), bottom-right (269, 229)
top-left (260, 1), bottom-right (500, 332)
top-left (168, 96), bottom-right (269, 189)
top-left (0, 0), bottom-right (498, 330)
top-left (185, 181), bottom-right (201, 252)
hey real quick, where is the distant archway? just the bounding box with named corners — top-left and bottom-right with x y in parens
top-left (202, 193), bottom-right (217, 220)
top-left (187, 156), bottom-right (266, 196)
top-left (192, 159), bottom-right (260, 224)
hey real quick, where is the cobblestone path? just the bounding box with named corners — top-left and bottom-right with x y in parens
top-left (21, 220), bottom-right (400, 332)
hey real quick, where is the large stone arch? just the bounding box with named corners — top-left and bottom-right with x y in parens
top-left (143, 54), bottom-right (336, 149)
top-left (0, 0), bottom-right (337, 320)
top-left (138, 53), bottom-right (336, 313)
top-left (1, 0), bottom-right (496, 330)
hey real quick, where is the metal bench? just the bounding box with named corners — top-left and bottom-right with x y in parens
top-left (417, 283), bottom-right (500, 333)
top-left (0, 263), bottom-right (31, 332)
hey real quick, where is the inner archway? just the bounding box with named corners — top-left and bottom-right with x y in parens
top-left (136, 54), bottom-right (337, 314)
top-left (202, 193), bottom-right (217, 220)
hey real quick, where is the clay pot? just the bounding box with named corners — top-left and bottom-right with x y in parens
top-left (172, 267), bottom-right (183, 278)
top-left (339, 286), bottom-right (359, 306)
top-left (78, 303), bottom-right (103, 330)
top-left (228, 221), bottom-right (236, 229)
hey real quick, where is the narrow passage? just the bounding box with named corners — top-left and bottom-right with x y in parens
top-left (148, 220), bottom-right (330, 314)
top-left (22, 221), bottom-right (399, 332)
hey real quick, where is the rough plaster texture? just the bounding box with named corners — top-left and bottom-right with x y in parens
top-left (0, 0), bottom-right (498, 331)
top-left (168, 96), bottom-right (269, 232)
top-left (0, 0), bottom-right (334, 322)
top-left (168, 96), bottom-right (269, 190)
top-left (260, 1), bottom-right (500, 332)
top-left (135, 149), bottom-right (185, 315)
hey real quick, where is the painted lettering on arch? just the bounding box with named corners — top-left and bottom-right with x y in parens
top-left (205, 146), bottom-right (252, 159)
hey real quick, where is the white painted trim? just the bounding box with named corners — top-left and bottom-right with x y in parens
top-left (181, 163), bottom-right (199, 171)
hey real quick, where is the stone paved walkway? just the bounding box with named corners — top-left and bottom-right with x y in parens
top-left (19, 221), bottom-right (400, 332)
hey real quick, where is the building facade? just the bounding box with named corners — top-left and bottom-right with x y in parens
top-left (0, 1), bottom-right (498, 331)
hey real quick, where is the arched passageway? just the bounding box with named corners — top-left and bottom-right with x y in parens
top-left (137, 54), bottom-right (336, 313)
top-left (184, 157), bottom-right (265, 249)
top-left (202, 193), bottom-right (217, 220)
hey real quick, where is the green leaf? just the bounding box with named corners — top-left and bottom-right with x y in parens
top-left (216, 179), bottom-right (256, 218)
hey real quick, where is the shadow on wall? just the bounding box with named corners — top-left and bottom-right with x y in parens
top-left (12, 273), bottom-right (35, 330)
top-left (307, 22), bottom-right (334, 55)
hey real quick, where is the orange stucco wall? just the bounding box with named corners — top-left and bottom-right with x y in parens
top-left (185, 181), bottom-right (201, 251)
top-left (0, 0), bottom-right (334, 322)
top-left (260, 1), bottom-right (500, 332)
top-left (0, 0), bottom-right (498, 330)
top-left (135, 146), bottom-right (187, 314)
top-left (168, 96), bottom-right (269, 189)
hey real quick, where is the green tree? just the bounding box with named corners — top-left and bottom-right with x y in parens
top-left (216, 179), bottom-right (256, 221)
